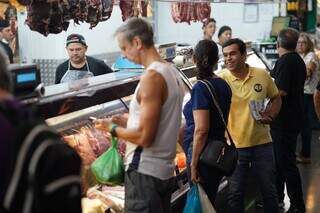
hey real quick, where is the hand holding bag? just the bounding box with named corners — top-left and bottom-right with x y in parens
top-left (198, 80), bottom-right (238, 177)
top-left (91, 137), bottom-right (125, 185)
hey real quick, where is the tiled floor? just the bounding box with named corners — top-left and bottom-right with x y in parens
top-left (248, 130), bottom-right (320, 213)
top-left (296, 131), bottom-right (320, 213)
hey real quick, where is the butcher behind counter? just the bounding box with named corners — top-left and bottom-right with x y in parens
top-left (55, 33), bottom-right (113, 84)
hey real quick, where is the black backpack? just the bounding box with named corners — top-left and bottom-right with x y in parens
top-left (0, 101), bottom-right (82, 213)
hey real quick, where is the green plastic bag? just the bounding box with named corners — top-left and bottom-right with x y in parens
top-left (91, 137), bottom-right (125, 185)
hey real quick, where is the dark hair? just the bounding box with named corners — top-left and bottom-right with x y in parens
top-left (218, 25), bottom-right (232, 38)
top-left (0, 48), bottom-right (12, 92)
top-left (202, 18), bottom-right (216, 29)
top-left (115, 17), bottom-right (154, 48)
top-left (193, 40), bottom-right (219, 80)
top-left (277, 28), bottom-right (299, 51)
top-left (222, 38), bottom-right (246, 55)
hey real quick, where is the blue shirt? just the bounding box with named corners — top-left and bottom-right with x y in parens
top-left (183, 77), bottom-right (232, 163)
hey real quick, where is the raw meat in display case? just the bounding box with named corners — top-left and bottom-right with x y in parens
top-left (62, 121), bottom-right (127, 165)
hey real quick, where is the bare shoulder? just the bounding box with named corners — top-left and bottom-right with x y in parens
top-left (139, 69), bottom-right (167, 104)
top-left (140, 69), bottom-right (166, 87)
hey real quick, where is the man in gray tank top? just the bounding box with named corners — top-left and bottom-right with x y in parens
top-left (95, 18), bottom-right (184, 213)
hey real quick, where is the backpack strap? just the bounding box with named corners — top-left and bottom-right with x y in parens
top-left (3, 124), bottom-right (58, 211)
top-left (23, 139), bottom-right (58, 213)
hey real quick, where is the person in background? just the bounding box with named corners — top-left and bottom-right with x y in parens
top-left (202, 18), bottom-right (217, 40)
top-left (0, 20), bottom-right (14, 64)
top-left (314, 82), bottom-right (320, 120)
top-left (94, 17), bottom-right (184, 213)
top-left (183, 39), bottom-right (232, 205)
top-left (296, 33), bottom-right (319, 164)
top-left (55, 33), bottom-right (113, 84)
top-left (217, 25), bottom-right (232, 58)
top-left (271, 28), bottom-right (306, 213)
top-left (219, 38), bottom-right (281, 213)
top-left (0, 49), bottom-right (82, 213)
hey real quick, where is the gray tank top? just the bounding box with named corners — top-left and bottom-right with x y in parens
top-left (125, 61), bottom-right (184, 180)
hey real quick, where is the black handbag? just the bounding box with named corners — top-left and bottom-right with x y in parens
top-left (198, 80), bottom-right (238, 177)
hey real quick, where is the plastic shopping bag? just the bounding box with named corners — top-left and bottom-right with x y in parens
top-left (198, 184), bottom-right (216, 213)
top-left (183, 184), bottom-right (203, 213)
top-left (91, 137), bottom-right (124, 185)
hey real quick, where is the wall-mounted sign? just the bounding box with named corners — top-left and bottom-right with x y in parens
top-left (243, 3), bottom-right (259, 23)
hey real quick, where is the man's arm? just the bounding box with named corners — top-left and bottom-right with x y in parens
top-left (103, 63), bottom-right (113, 74)
top-left (260, 72), bottom-right (282, 124)
top-left (55, 62), bottom-right (67, 84)
top-left (260, 94), bottom-right (282, 124)
top-left (95, 70), bottom-right (167, 148)
top-left (314, 90), bottom-right (320, 120)
top-left (95, 58), bottom-right (113, 74)
top-left (55, 67), bottom-right (61, 84)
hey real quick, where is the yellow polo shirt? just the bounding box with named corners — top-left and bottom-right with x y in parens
top-left (218, 66), bottom-right (279, 148)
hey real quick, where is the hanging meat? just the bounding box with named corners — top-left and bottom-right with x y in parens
top-left (171, 2), bottom-right (194, 25)
top-left (171, 1), bottom-right (211, 25)
top-left (25, 0), bottom-right (113, 36)
top-left (26, 2), bottom-right (66, 36)
top-left (119, 0), bottom-right (148, 21)
top-left (101, 0), bottom-right (113, 20)
top-left (69, 0), bottom-right (113, 27)
top-left (194, 2), bottom-right (211, 23)
top-left (86, 0), bottom-right (102, 28)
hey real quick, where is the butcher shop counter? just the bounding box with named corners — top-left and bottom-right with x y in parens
top-left (19, 69), bottom-right (194, 212)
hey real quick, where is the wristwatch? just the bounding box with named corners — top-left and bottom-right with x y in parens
top-left (109, 123), bottom-right (118, 137)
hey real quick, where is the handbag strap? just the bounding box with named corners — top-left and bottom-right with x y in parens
top-left (198, 79), bottom-right (236, 148)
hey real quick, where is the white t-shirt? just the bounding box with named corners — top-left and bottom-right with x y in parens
top-left (301, 52), bottom-right (319, 94)
top-left (125, 61), bottom-right (184, 180)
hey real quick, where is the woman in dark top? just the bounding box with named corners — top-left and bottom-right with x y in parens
top-left (183, 39), bottom-right (232, 205)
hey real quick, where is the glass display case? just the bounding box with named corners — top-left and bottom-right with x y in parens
top-left (22, 68), bottom-right (192, 212)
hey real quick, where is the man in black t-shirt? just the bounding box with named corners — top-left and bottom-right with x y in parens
top-left (270, 28), bottom-right (306, 213)
top-left (314, 82), bottom-right (320, 120)
top-left (55, 34), bottom-right (113, 84)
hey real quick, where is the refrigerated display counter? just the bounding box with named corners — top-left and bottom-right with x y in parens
top-left (20, 68), bottom-right (193, 212)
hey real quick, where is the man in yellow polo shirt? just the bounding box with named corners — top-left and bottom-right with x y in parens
top-left (219, 38), bottom-right (282, 213)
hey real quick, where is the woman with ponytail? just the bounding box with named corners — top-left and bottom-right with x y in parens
top-left (182, 39), bottom-right (232, 205)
